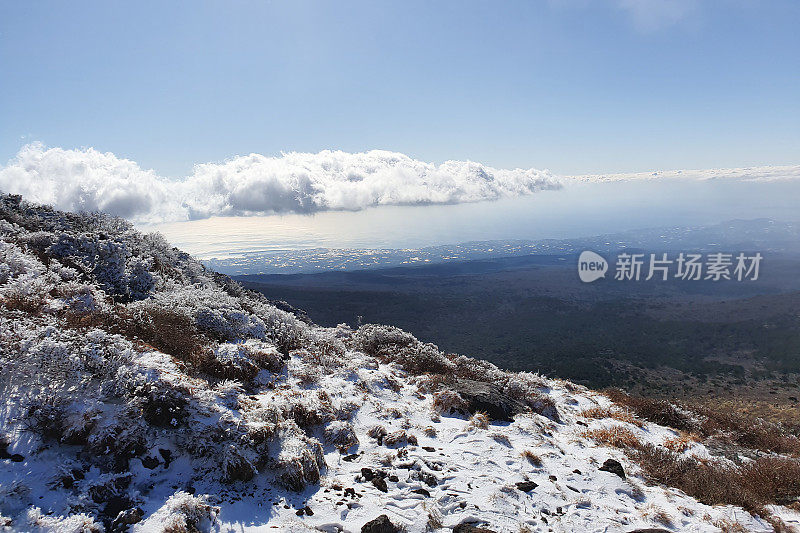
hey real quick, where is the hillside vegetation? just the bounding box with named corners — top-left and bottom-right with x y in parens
top-left (1, 193), bottom-right (799, 532)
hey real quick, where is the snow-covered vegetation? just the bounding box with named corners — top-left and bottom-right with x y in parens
top-left (1, 193), bottom-right (800, 532)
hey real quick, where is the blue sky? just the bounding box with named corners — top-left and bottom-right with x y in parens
top-left (1, 0), bottom-right (798, 176)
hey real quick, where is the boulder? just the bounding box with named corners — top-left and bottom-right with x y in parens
top-left (599, 458), bottom-right (626, 479)
top-left (362, 514), bottom-right (401, 533)
top-left (450, 379), bottom-right (528, 422)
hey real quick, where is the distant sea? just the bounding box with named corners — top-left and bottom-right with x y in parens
top-left (149, 178), bottom-right (800, 262)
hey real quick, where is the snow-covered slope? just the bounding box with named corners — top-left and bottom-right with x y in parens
top-left (1, 193), bottom-right (798, 533)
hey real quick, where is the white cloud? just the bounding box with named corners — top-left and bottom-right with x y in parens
top-left (0, 143), bottom-right (562, 223)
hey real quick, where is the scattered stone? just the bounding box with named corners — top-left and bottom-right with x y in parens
top-left (141, 456), bottom-right (160, 469)
top-left (158, 448), bottom-right (172, 468)
top-left (102, 496), bottom-right (133, 521)
top-left (548, 475), bottom-right (557, 481)
top-left (372, 477), bottom-right (388, 492)
top-left (627, 530), bottom-right (672, 533)
top-left (388, 474), bottom-right (399, 483)
top-left (573, 469), bottom-right (582, 475)
top-left (361, 467), bottom-right (375, 481)
top-left (361, 514), bottom-right (401, 533)
top-left (343, 453), bottom-right (360, 462)
top-left (412, 488), bottom-right (431, 497)
top-left (422, 446), bottom-right (436, 452)
top-left (516, 481), bottom-right (538, 492)
top-left (599, 459), bottom-right (626, 479)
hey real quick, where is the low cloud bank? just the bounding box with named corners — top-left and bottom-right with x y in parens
top-left (0, 143), bottom-right (561, 223)
top-left (568, 165), bottom-right (800, 183)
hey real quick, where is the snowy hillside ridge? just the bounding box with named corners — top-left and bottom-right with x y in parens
top-left (0, 193), bottom-right (798, 533)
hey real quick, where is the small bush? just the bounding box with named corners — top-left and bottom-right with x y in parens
top-left (521, 450), bottom-right (543, 467)
top-left (582, 426), bottom-right (643, 450)
top-left (323, 421), bottom-right (359, 451)
top-left (468, 411), bottom-right (490, 430)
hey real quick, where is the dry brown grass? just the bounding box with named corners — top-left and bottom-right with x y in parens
top-left (604, 388), bottom-right (800, 456)
top-left (0, 294), bottom-right (46, 313)
top-left (632, 444), bottom-right (800, 511)
top-left (521, 450), bottom-right (543, 467)
top-left (662, 432), bottom-right (698, 453)
top-left (582, 426), bottom-right (643, 450)
top-left (581, 406), bottom-right (644, 427)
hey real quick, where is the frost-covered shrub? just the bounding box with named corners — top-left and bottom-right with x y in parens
top-left (353, 324), bottom-right (455, 375)
top-left (323, 420), bottom-right (359, 451)
top-left (204, 341), bottom-right (283, 382)
top-left (50, 233), bottom-right (130, 297)
top-left (221, 445), bottom-right (256, 482)
top-left (432, 389), bottom-right (467, 415)
top-left (383, 429), bottom-right (418, 447)
top-left (196, 306), bottom-right (266, 341)
top-left (125, 258), bottom-right (155, 301)
top-left (274, 431), bottom-right (326, 491)
top-left (156, 491), bottom-right (218, 533)
top-left (115, 367), bottom-right (189, 427)
top-left (353, 324), bottom-right (417, 355)
top-left (206, 343), bottom-right (262, 382)
top-left (25, 507), bottom-right (103, 533)
top-left (54, 283), bottom-right (106, 315)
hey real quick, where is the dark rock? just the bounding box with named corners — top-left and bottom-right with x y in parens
top-left (599, 458), bottom-right (626, 479)
top-left (388, 475), bottom-right (399, 483)
top-left (449, 379), bottom-right (528, 422)
top-left (361, 467), bottom-right (375, 481)
top-left (141, 456), bottom-right (160, 469)
top-left (516, 481), bottom-right (538, 492)
top-left (412, 488), bottom-right (431, 497)
top-left (417, 471), bottom-right (438, 487)
top-left (573, 469), bottom-right (582, 475)
top-left (102, 496), bottom-right (133, 520)
top-left (343, 453), bottom-right (360, 462)
top-left (361, 514), bottom-right (401, 533)
top-left (422, 446), bottom-right (436, 452)
top-left (372, 477), bottom-right (388, 492)
top-left (71, 468), bottom-right (85, 480)
top-left (158, 448), bottom-right (172, 468)
top-left (9, 454), bottom-right (24, 462)
top-left (549, 475), bottom-right (557, 481)
top-left (453, 524), bottom-right (497, 533)
top-left (62, 476), bottom-right (74, 489)
top-left (626, 530), bottom-right (672, 533)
